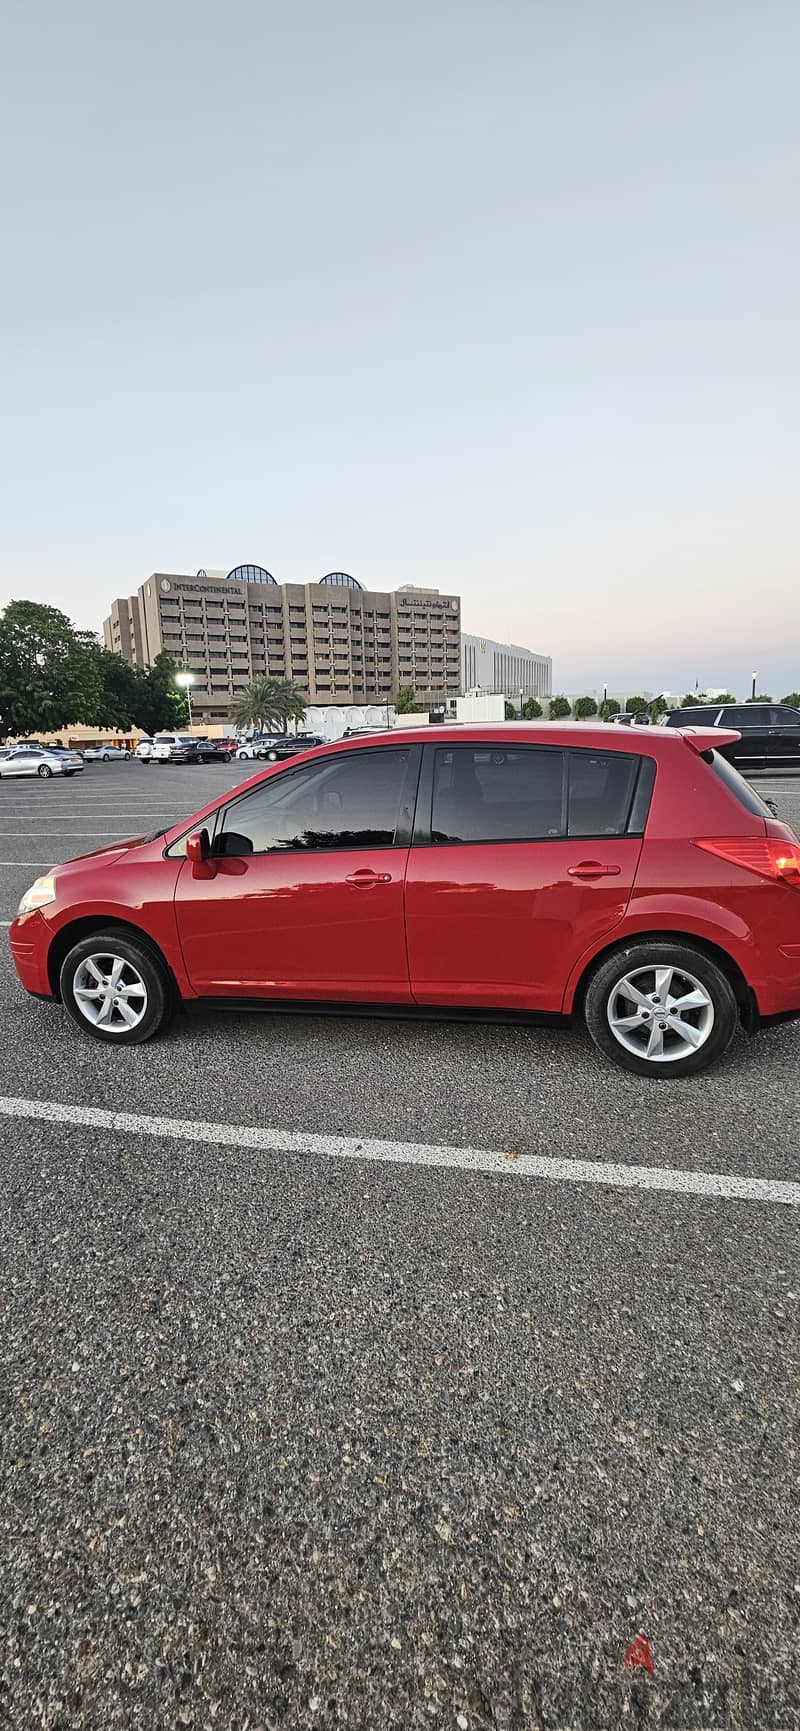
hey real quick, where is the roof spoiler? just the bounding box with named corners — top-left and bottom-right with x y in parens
top-left (680, 727), bottom-right (741, 755)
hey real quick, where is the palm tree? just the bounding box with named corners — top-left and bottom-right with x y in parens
top-left (232, 677), bottom-right (306, 735)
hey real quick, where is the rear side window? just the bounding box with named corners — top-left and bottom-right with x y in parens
top-left (705, 750), bottom-right (774, 817)
top-left (431, 747), bottom-right (565, 842)
top-left (567, 751), bottom-right (640, 837)
top-left (428, 746), bottom-right (646, 843)
top-left (770, 707), bottom-right (800, 725)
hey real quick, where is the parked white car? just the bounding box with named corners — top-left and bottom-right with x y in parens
top-left (236, 735), bottom-right (285, 759)
top-left (0, 746), bottom-right (84, 778)
top-left (83, 744), bottom-right (131, 761)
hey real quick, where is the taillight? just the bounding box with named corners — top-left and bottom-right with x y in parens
top-left (694, 837), bottom-right (800, 885)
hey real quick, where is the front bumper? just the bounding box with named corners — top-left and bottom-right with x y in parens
top-left (9, 911), bottom-right (53, 998)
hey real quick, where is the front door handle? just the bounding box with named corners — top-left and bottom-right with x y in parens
top-left (345, 869), bottom-right (393, 887)
top-left (567, 861), bottom-right (622, 879)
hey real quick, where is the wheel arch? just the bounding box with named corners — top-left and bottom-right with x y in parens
top-left (570, 930), bottom-right (757, 1031)
top-left (47, 916), bottom-right (178, 1003)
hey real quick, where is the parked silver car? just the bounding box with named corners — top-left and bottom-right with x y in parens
top-left (0, 746), bottom-right (84, 778)
top-left (83, 744), bottom-right (131, 761)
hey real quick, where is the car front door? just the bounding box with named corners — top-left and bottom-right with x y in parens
top-left (174, 745), bottom-right (421, 1000)
top-left (767, 707), bottom-right (800, 769)
top-left (1, 749), bottom-right (38, 778)
top-left (404, 743), bottom-right (650, 1012)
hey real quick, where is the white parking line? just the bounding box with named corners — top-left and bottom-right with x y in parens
top-left (0, 1096), bottom-right (797, 1206)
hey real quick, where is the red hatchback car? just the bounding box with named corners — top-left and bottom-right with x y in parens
top-left (9, 724), bottom-right (800, 1078)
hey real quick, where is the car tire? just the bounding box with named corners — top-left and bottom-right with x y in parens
top-left (221, 752), bottom-right (231, 762)
top-left (236, 749), bottom-right (249, 760)
top-left (583, 941), bottom-right (739, 1079)
top-left (64, 770), bottom-right (74, 777)
top-left (267, 749), bottom-right (278, 761)
top-left (37, 764), bottom-right (53, 778)
top-left (102, 751), bottom-right (110, 761)
top-left (60, 928), bottom-right (174, 1045)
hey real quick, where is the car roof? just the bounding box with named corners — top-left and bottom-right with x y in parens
top-left (315, 721), bottom-right (731, 757)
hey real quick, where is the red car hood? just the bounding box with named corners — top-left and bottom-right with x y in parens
top-left (53, 833), bottom-right (158, 871)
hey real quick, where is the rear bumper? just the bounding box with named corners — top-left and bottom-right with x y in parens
top-left (9, 911), bottom-right (53, 998)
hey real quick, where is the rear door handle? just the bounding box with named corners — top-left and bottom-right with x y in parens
top-left (567, 861), bottom-right (622, 879)
top-left (345, 869), bottom-right (392, 887)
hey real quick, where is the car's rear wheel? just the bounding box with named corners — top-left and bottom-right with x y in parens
top-left (583, 941), bottom-right (739, 1078)
top-left (60, 930), bottom-right (173, 1045)
top-left (37, 764), bottom-right (53, 778)
top-left (266, 749), bottom-right (278, 761)
top-left (236, 749), bottom-right (249, 759)
top-left (221, 751), bottom-right (231, 762)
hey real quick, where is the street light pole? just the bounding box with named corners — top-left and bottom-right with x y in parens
top-left (175, 670), bottom-right (195, 729)
top-left (751, 671), bottom-right (757, 701)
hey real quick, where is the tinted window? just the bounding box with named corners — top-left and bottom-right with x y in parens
top-left (217, 748), bottom-right (412, 854)
top-left (431, 747), bottom-right (565, 843)
top-left (705, 751), bottom-right (774, 818)
top-left (770, 707), bottom-right (800, 726)
top-left (667, 707), bottom-right (719, 726)
top-left (567, 751), bottom-right (639, 837)
top-left (723, 706), bottom-right (764, 728)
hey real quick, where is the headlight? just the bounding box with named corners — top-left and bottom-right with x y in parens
top-left (18, 874), bottom-right (57, 915)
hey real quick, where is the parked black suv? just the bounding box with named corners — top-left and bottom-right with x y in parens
top-left (258, 733), bottom-right (327, 763)
top-left (662, 703), bottom-right (800, 770)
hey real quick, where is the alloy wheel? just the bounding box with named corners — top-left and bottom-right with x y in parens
top-left (72, 952), bottom-right (149, 1034)
top-left (607, 964), bottom-right (715, 1063)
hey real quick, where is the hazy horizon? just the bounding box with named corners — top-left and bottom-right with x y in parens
top-left (2, 0), bottom-right (798, 698)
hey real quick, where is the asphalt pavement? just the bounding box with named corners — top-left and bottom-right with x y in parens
top-left (1, 762), bottom-right (798, 1730)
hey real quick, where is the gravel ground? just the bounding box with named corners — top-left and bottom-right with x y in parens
top-left (1, 763), bottom-right (798, 1730)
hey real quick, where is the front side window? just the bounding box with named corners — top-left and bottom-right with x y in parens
top-left (216, 749), bottom-right (412, 855)
top-left (430, 747), bottom-right (565, 843)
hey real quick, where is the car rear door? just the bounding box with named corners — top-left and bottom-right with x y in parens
top-left (767, 707), bottom-right (800, 768)
top-left (174, 744), bottom-right (421, 999)
top-left (404, 742), bottom-right (652, 1012)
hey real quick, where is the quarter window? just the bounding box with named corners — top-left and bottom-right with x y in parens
top-left (217, 749), bottom-right (413, 855)
top-left (567, 752), bottom-right (640, 837)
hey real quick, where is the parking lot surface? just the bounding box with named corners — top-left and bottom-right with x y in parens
top-left (1, 763), bottom-right (798, 1729)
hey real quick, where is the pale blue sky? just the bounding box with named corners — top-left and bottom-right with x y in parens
top-left (1, 0), bottom-right (798, 696)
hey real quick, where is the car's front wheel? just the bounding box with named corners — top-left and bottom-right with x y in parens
top-left (60, 930), bottom-right (173, 1044)
top-left (583, 941), bottom-right (739, 1078)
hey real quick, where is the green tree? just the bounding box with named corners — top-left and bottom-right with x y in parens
top-left (94, 649), bottom-right (144, 728)
top-left (274, 677), bottom-right (306, 732)
top-left (522, 697), bottom-right (543, 719)
top-left (574, 695), bottom-right (598, 719)
top-left (0, 599), bottom-right (105, 736)
top-left (134, 653), bottom-right (189, 735)
top-left (681, 693), bottom-right (706, 707)
top-left (781, 692), bottom-right (800, 708)
top-left (232, 675), bottom-right (306, 735)
top-left (394, 685), bottom-right (420, 714)
top-left (649, 695), bottom-right (669, 721)
top-left (504, 699), bottom-right (516, 719)
top-left (548, 695), bottom-right (571, 719)
top-left (599, 697), bottom-right (621, 719)
top-left (747, 693), bottom-right (772, 703)
top-left (714, 692), bottom-right (736, 704)
top-left (625, 695), bottom-right (648, 715)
